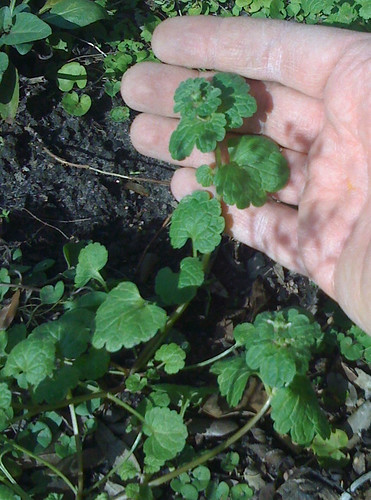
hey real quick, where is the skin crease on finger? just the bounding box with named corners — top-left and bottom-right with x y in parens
top-left (121, 16), bottom-right (371, 335)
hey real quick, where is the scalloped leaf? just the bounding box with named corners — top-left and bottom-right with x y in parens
top-left (170, 191), bottom-right (225, 254)
top-left (93, 282), bottom-right (167, 351)
top-left (271, 375), bottom-right (330, 445)
top-left (211, 355), bottom-right (253, 407)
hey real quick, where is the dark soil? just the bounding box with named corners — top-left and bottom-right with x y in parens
top-left (1, 72), bottom-right (370, 499)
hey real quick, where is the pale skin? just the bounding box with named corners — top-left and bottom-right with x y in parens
top-left (121, 16), bottom-right (371, 335)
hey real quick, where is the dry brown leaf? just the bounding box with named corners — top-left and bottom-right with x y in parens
top-left (0, 289), bottom-right (20, 330)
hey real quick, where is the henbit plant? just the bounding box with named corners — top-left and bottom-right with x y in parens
top-left (169, 72), bottom-right (289, 209)
top-left (0, 68), bottom-right (366, 497)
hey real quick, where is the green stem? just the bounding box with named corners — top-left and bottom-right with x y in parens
top-left (85, 431), bottom-right (143, 494)
top-left (68, 394), bottom-right (84, 498)
top-left (0, 436), bottom-right (77, 496)
top-left (215, 143), bottom-right (223, 169)
top-left (147, 396), bottom-right (272, 488)
top-left (184, 344), bottom-right (236, 370)
top-left (106, 393), bottom-right (146, 424)
top-left (0, 477), bottom-right (31, 500)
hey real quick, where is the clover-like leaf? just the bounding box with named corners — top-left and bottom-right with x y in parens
top-left (74, 242), bottom-right (108, 288)
top-left (212, 72), bottom-right (257, 129)
top-left (57, 62), bottom-right (87, 91)
top-left (271, 375), bottom-right (330, 445)
top-left (93, 282), bottom-right (167, 351)
top-left (4, 337), bottom-right (55, 387)
top-left (155, 343), bottom-right (186, 374)
top-left (338, 325), bottom-right (371, 363)
top-left (143, 407), bottom-right (187, 467)
top-left (170, 191), bottom-right (225, 254)
top-left (40, 280), bottom-right (64, 304)
top-left (173, 77), bottom-right (222, 118)
top-left (211, 355), bottom-right (253, 407)
top-left (169, 113), bottom-right (226, 161)
top-left (61, 91), bottom-right (91, 116)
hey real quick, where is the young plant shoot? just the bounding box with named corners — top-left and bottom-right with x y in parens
top-left (169, 72), bottom-right (289, 209)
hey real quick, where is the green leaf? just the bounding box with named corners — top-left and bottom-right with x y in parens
top-left (179, 257), bottom-right (204, 288)
top-left (231, 484), bottom-right (254, 499)
top-left (170, 191), bottom-right (225, 254)
top-left (31, 309), bottom-right (93, 359)
top-left (155, 343), bottom-right (186, 374)
top-left (0, 485), bottom-right (18, 499)
top-left (40, 280), bottom-right (64, 304)
top-left (0, 52), bottom-right (9, 85)
top-left (211, 355), bottom-right (252, 407)
top-left (241, 308), bottom-right (323, 388)
top-left (0, 12), bottom-right (51, 46)
top-left (271, 375), bottom-right (330, 445)
top-left (93, 282), bottom-right (167, 351)
top-left (311, 429), bottom-right (349, 468)
top-left (57, 62), bottom-right (87, 91)
top-left (4, 337), bottom-right (55, 387)
top-left (0, 61), bottom-right (19, 120)
top-left (359, 0), bottom-right (371, 20)
top-left (125, 373), bottom-right (147, 392)
top-left (0, 382), bottom-right (11, 409)
top-left (74, 242), bottom-right (107, 287)
top-left (169, 113), bottom-right (226, 161)
top-left (33, 366), bottom-right (79, 404)
top-left (221, 452), bottom-right (239, 473)
top-left (192, 465), bottom-right (211, 491)
top-left (212, 72), bottom-right (257, 129)
top-left (110, 105), bottom-right (130, 122)
top-left (223, 135), bottom-right (289, 207)
top-left (73, 347), bottom-right (110, 380)
top-left (214, 162), bottom-right (266, 208)
top-left (0, 268), bottom-right (10, 300)
top-left (196, 164), bottom-right (214, 187)
top-left (173, 77), bottom-right (222, 119)
top-left (42, 0), bottom-right (108, 29)
top-left (155, 267), bottom-right (197, 306)
top-left (104, 80), bottom-right (121, 97)
top-left (338, 325), bottom-right (371, 363)
top-left (61, 91), bottom-right (91, 116)
top-left (143, 407), bottom-right (187, 467)
top-left (117, 460), bottom-right (139, 481)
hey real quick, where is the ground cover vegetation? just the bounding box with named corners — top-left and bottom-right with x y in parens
top-left (0, 0), bottom-right (370, 499)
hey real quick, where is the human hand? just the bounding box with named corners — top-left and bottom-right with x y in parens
top-left (121, 16), bottom-right (371, 334)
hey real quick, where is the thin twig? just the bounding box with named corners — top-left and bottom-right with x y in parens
top-left (22, 208), bottom-right (70, 240)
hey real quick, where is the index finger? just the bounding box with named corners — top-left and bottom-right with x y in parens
top-left (152, 16), bottom-right (367, 98)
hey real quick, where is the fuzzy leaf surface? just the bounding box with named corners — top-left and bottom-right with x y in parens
top-left (155, 343), bottom-right (186, 374)
top-left (143, 407), bottom-right (187, 467)
top-left (214, 162), bottom-right (266, 208)
top-left (170, 191), bottom-right (225, 254)
top-left (169, 114), bottom-right (226, 161)
top-left (240, 308), bottom-right (322, 388)
top-left (179, 257), bottom-right (204, 288)
top-left (74, 242), bottom-right (107, 287)
top-left (173, 77), bottom-right (221, 118)
top-left (196, 164), bottom-right (214, 187)
top-left (212, 72), bottom-right (257, 129)
top-left (4, 337), bottom-right (55, 387)
top-left (271, 375), bottom-right (330, 444)
top-left (211, 355), bottom-right (253, 407)
top-left (220, 135), bottom-right (289, 208)
top-left (93, 282), bottom-right (167, 351)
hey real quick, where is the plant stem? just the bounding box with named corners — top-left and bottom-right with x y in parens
top-left (0, 477), bottom-right (31, 500)
top-left (85, 431), bottom-right (143, 494)
top-left (184, 344), bottom-right (236, 370)
top-left (106, 393), bottom-right (146, 424)
top-left (68, 394), bottom-right (84, 498)
top-left (0, 436), bottom-right (77, 496)
top-left (147, 396), bottom-right (272, 488)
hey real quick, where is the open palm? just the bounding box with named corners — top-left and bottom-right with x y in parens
top-left (121, 16), bottom-right (371, 333)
